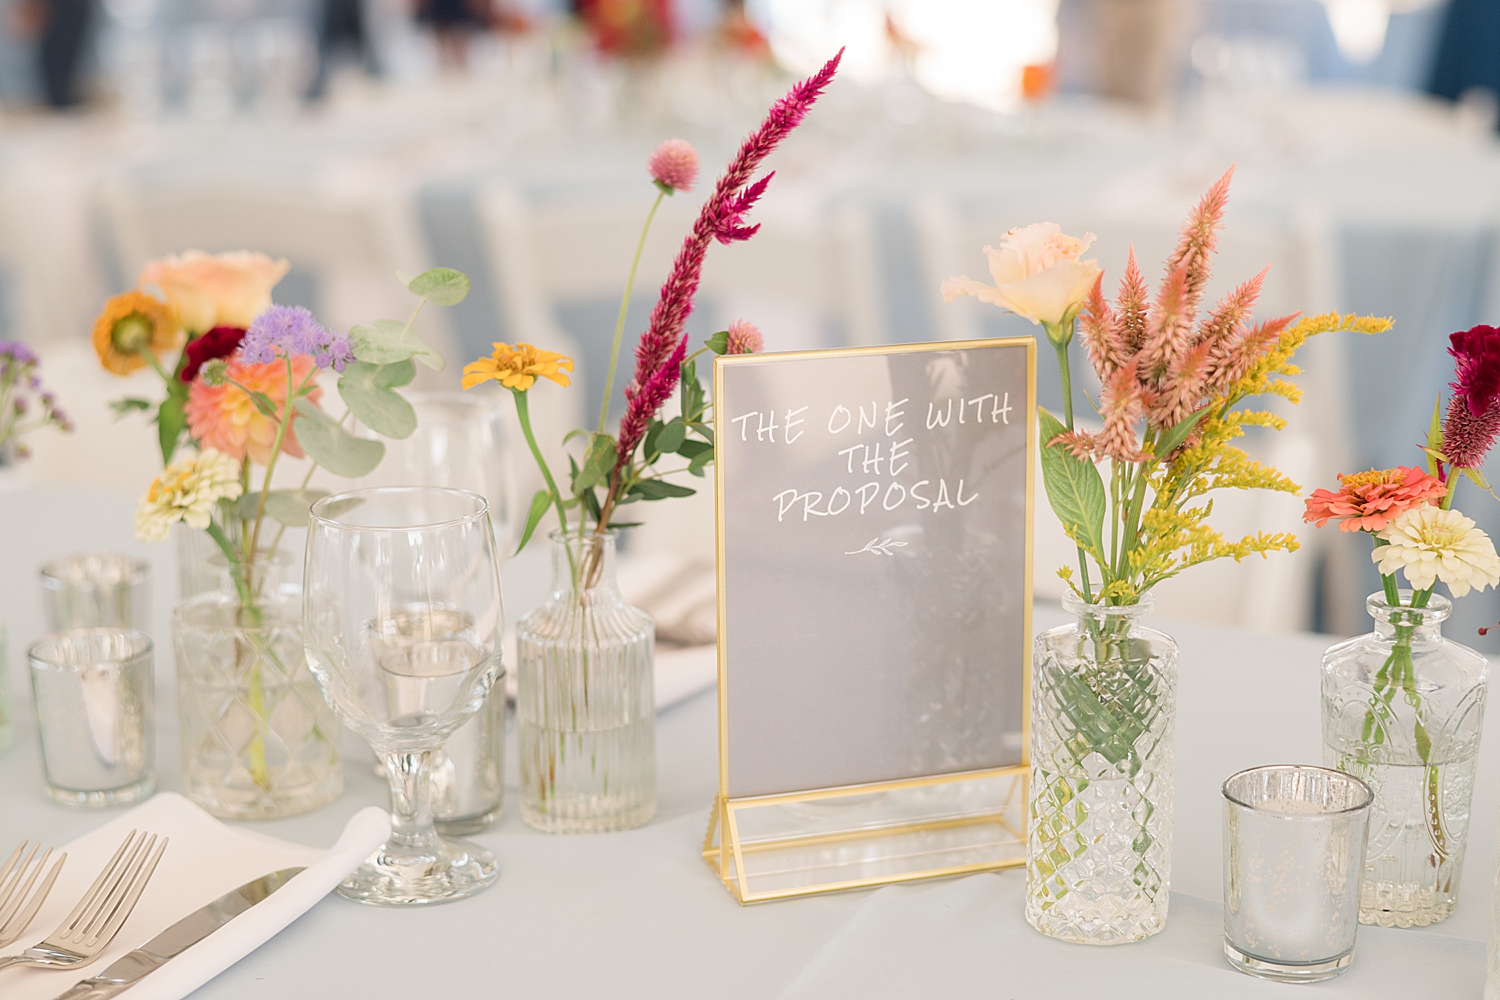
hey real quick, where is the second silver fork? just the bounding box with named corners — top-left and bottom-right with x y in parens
top-left (0, 829), bottom-right (167, 973)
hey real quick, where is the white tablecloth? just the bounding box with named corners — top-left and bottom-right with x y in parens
top-left (0, 486), bottom-right (1496, 998)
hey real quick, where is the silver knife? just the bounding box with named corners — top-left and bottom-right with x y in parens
top-left (49, 867), bottom-right (306, 1000)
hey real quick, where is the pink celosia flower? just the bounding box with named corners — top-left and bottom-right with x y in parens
top-left (648, 139), bottom-right (699, 193)
top-left (725, 320), bottom-right (763, 355)
top-left (614, 49), bottom-right (843, 473)
top-left (1303, 466), bottom-right (1446, 533)
top-left (185, 356), bottom-right (320, 465)
top-left (1443, 324), bottom-right (1500, 469)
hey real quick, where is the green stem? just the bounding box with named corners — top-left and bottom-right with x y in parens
top-left (599, 190), bottom-right (665, 434)
top-left (513, 389), bottom-right (570, 536)
top-left (1053, 337), bottom-right (1074, 431)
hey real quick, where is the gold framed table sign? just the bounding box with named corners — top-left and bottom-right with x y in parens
top-left (705, 337), bottom-right (1036, 903)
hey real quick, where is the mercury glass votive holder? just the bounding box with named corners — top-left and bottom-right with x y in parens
top-left (40, 552), bottom-right (151, 633)
top-left (28, 628), bottom-right (156, 806)
top-left (1222, 765), bottom-right (1373, 983)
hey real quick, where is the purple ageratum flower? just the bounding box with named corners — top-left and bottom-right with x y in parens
top-left (239, 305), bottom-right (354, 372)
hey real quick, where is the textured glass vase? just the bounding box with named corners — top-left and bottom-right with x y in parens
top-left (517, 529), bottom-right (655, 833)
top-left (173, 552), bottom-right (342, 819)
top-left (1322, 591), bottom-right (1488, 928)
top-left (1027, 592), bottom-right (1179, 944)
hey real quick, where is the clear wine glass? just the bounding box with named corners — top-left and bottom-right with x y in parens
top-left (304, 487), bottom-right (504, 905)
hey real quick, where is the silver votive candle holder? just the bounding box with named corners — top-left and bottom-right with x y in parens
top-left (1222, 764), bottom-right (1373, 983)
top-left (40, 552), bottom-right (151, 633)
top-left (28, 628), bottom-right (156, 806)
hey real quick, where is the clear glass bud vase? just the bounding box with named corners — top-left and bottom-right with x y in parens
top-left (1322, 591), bottom-right (1488, 927)
top-left (517, 529), bottom-right (656, 833)
top-left (173, 551), bottom-right (343, 819)
top-left (1027, 592), bottom-right (1179, 945)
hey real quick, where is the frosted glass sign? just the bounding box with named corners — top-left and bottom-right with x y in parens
top-left (715, 339), bottom-right (1035, 799)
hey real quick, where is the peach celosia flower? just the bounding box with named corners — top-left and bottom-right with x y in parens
top-left (462, 343), bottom-right (574, 392)
top-left (92, 291), bottom-right (181, 375)
top-left (139, 250), bottom-right (289, 334)
top-left (185, 357), bottom-right (319, 464)
top-left (941, 222), bottom-right (1102, 330)
top-left (1374, 505), bottom-right (1500, 597)
top-left (1303, 466), bottom-right (1446, 533)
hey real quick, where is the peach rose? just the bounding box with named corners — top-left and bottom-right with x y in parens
top-left (138, 251), bottom-right (290, 333)
top-left (941, 222), bottom-right (1103, 331)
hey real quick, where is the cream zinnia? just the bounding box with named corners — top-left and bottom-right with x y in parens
top-left (1373, 505), bottom-right (1500, 597)
top-left (134, 449), bottom-right (244, 542)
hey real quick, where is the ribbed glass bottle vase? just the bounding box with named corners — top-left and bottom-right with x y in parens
top-left (1027, 592), bottom-right (1178, 945)
top-left (1322, 592), bottom-right (1489, 928)
top-left (517, 530), bottom-right (656, 833)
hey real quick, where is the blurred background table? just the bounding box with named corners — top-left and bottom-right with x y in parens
top-left (0, 485), bottom-right (1495, 998)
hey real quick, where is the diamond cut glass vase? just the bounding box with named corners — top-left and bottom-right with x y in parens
top-left (1322, 592), bottom-right (1488, 928)
top-left (1027, 592), bottom-right (1178, 944)
top-left (173, 552), bottom-right (342, 819)
top-left (517, 529), bottom-right (656, 833)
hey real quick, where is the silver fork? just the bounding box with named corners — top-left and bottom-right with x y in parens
top-left (0, 830), bottom-right (167, 973)
top-left (0, 841), bottom-right (66, 946)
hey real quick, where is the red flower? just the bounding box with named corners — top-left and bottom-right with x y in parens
top-left (1443, 324), bottom-right (1500, 468)
top-left (179, 326), bottom-right (247, 383)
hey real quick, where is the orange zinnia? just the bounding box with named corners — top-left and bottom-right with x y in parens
top-left (91, 292), bottom-right (181, 375)
top-left (185, 356), bottom-right (321, 465)
top-left (462, 343), bottom-right (573, 392)
top-left (1303, 466), bottom-right (1447, 534)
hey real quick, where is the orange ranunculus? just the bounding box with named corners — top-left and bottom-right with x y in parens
top-left (1303, 466), bottom-right (1447, 534)
top-left (185, 356), bottom-right (321, 465)
top-left (138, 251), bottom-right (289, 334)
top-left (91, 291), bottom-right (182, 375)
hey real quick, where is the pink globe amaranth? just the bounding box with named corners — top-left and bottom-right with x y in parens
top-left (648, 139), bottom-right (699, 193)
top-left (725, 319), bottom-right (763, 355)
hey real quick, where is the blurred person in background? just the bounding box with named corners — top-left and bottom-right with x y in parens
top-left (11, 0), bottom-right (93, 106)
top-left (310, 0), bottom-right (379, 98)
top-left (1429, 0), bottom-right (1500, 125)
top-left (575, 0), bottom-right (673, 57)
top-left (418, 0), bottom-right (493, 69)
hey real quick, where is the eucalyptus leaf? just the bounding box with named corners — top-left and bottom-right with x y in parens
top-left (265, 489), bottom-right (332, 527)
top-left (348, 321), bottom-right (445, 371)
top-left (407, 267), bottom-right (471, 307)
top-left (1037, 407), bottom-right (1106, 558)
top-left (656, 419), bottom-right (687, 455)
top-left (628, 479), bottom-right (695, 500)
top-left (338, 361), bottom-right (418, 439)
top-left (293, 398), bottom-right (385, 478)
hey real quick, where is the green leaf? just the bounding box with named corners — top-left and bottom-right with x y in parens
top-left (348, 321), bottom-right (445, 371)
top-left (236, 490), bottom-right (332, 528)
top-left (1155, 406), bottom-right (1212, 458)
top-left (643, 419), bottom-right (665, 463)
top-left (581, 486), bottom-right (603, 522)
top-left (656, 418), bottom-right (687, 455)
top-left (1463, 466), bottom-right (1490, 490)
top-left (293, 398), bottom-right (385, 477)
top-left (1427, 395), bottom-right (1444, 476)
top-left (628, 479), bottom-right (696, 500)
top-left (572, 433), bottom-right (618, 493)
top-left (515, 488), bottom-right (553, 554)
top-left (110, 397), bottom-right (152, 417)
top-left (157, 396), bottom-right (187, 464)
top-left (677, 439), bottom-right (713, 463)
top-left (705, 331), bottom-right (729, 356)
top-left (338, 361), bottom-right (418, 439)
top-left (407, 267), bottom-right (471, 307)
top-left (1037, 407), bottom-right (1106, 557)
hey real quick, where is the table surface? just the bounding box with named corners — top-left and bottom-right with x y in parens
top-left (1, 486), bottom-right (1497, 999)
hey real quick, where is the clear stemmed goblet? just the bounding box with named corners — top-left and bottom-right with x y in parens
top-left (304, 487), bottom-right (504, 905)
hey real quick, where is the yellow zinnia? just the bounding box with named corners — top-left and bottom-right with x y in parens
top-left (92, 291), bottom-right (181, 375)
top-left (462, 342), bottom-right (574, 392)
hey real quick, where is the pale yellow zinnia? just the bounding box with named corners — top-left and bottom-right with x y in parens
top-left (135, 449), bottom-right (244, 543)
top-left (1373, 505), bottom-right (1500, 597)
top-left (462, 342), bottom-right (574, 392)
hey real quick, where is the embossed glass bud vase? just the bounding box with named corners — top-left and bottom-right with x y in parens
top-left (1027, 592), bottom-right (1178, 944)
top-left (173, 553), bottom-right (342, 819)
top-left (517, 529), bottom-right (656, 833)
top-left (1322, 592), bottom-right (1488, 927)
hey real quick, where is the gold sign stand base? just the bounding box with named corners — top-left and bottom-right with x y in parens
top-left (703, 766), bottom-right (1027, 903)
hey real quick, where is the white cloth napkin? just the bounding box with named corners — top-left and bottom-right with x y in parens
top-left (2, 793), bottom-right (389, 1000)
